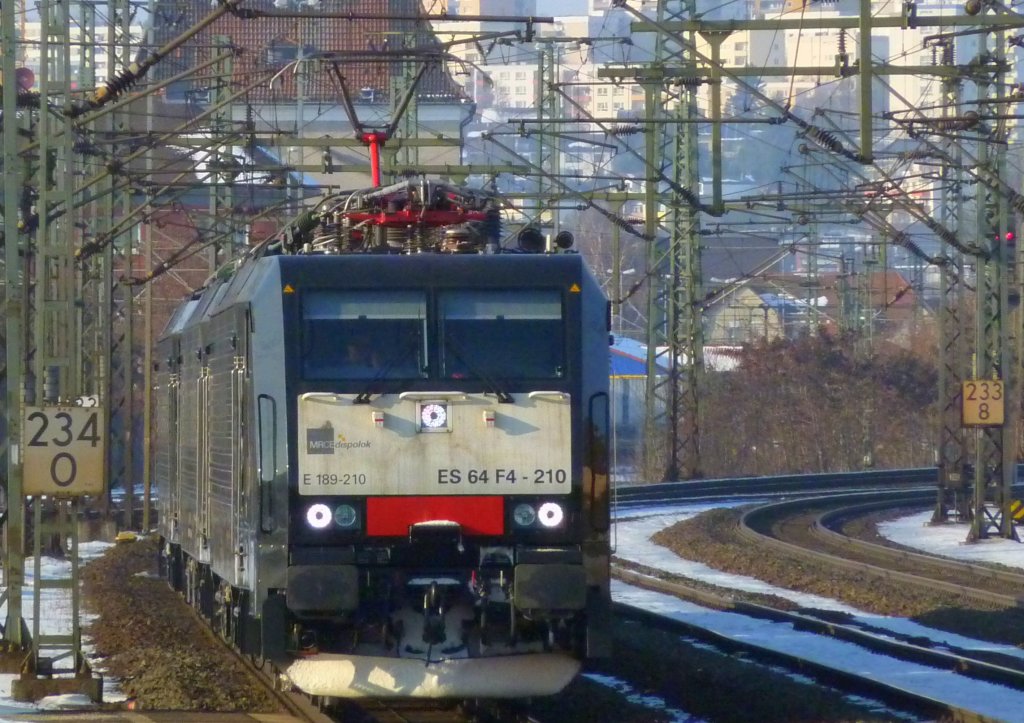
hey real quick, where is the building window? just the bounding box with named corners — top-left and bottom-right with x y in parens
top-left (266, 41), bottom-right (315, 66)
top-left (596, 86), bottom-right (608, 96)
top-left (597, 102), bottom-right (608, 111)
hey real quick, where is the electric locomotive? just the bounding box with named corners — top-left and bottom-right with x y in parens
top-left (154, 178), bottom-right (611, 698)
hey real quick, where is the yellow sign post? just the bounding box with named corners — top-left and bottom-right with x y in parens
top-left (962, 380), bottom-right (1004, 427)
top-left (22, 406), bottom-right (106, 496)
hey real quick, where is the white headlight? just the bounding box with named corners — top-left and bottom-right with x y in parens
top-left (537, 502), bottom-right (564, 528)
top-left (513, 503), bottom-right (537, 527)
top-left (306, 503), bottom-right (332, 529)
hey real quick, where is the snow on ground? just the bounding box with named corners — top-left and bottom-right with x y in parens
top-left (0, 539), bottom-right (124, 715)
top-left (612, 503), bottom-right (1024, 722)
top-left (879, 509), bottom-right (1024, 569)
top-left (0, 501), bottom-right (1021, 719)
top-left (616, 505), bottom-right (1024, 659)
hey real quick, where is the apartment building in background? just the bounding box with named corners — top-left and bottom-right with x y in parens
top-left (18, 22), bottom-right (146, 89)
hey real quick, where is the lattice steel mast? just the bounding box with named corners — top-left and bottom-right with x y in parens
top-left (968, 8), bottom-right (1017, 540)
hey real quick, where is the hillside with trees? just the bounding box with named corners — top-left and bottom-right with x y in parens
top-left (692, 332), bottom-right (940, 478)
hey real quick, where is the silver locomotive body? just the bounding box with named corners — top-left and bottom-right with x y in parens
top-left (155, 252), bottom-right (611, 698)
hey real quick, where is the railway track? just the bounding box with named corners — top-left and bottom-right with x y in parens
top-left (97, 471), bottom-right (1024, 722)
top-left (188, 601), bottom-right (332, 723)
top-left (613, 467), bottom-right (937, 509)
top-left (608, 482), bottom-right (1024, 721)
top-left (614, 562), bottom-right (1024, 715)
top-left (816, 497), bottom-right (1024, 599)
top-left (612, 569), bottom-right (1004, 723)
top-left (212, 478), bottom-right (1024, 722)
top-left (738, 491), bottom-right (1024, 612)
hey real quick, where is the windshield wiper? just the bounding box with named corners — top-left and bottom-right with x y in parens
top-left (353, 340), bottom-right (421, 404)
top-left (444, 334), bottom-right (514, 404)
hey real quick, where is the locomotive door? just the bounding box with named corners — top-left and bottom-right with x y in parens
top-left (154, 335), bottom-right (183, 543)
top-left (197, 336), bottom-right (211, 563)
top-left (179, 325), bottom-right (203, 555)
top-left (231, 307), bottom-right (253, 588)
top-left (168, 338), bottom-right (182, 541)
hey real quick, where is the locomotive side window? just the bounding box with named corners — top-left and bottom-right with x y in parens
top-left (302, 291), bottom-right (427, 380)
top-left (440, 290), bottom-right (564, 380)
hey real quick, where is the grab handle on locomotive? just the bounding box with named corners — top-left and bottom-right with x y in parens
top-left (398, 391), bottom-right (469, 401)
top-left (588, 392), bottom-right (611, 533)
top-left (527, 391), bottom-right (568, 402)
top-left (257, 393), bottom-right (278, 533)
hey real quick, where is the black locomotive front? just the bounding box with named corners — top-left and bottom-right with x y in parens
top-left (156, 251), bottom-right (611, 698)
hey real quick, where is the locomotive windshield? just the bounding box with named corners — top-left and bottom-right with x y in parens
top-left (302, 290), bottom-right (427, 380)
top-left (441, 290), bottom-right (564, 380)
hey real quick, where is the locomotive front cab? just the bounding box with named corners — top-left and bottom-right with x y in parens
top-left (277, 256), bottom-right (610, 684)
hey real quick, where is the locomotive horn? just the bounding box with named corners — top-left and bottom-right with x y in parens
top-left (554, 230), bottom-right (574, 249)
top-left (517, 226), bottom-right (544, 253)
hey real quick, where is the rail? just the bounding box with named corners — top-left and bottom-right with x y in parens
top-left (612, 477), bottom-right (1024, 722)
top-left (736, 491), bottom-right (1024, 610)
top-left (612, 572), bottom-right (1013, 723)
top-left (614, 466), bottom-right (939, 507)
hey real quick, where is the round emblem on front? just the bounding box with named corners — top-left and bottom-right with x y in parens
top-left (420, 403), bottom-right (447, 429)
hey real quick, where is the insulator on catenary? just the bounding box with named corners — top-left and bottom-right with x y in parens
top-left (891, 233), bottom-right (930, 261)
top-left (903, 239), bottom-right (929, 259)
top-left (890, 231), bottom-right (909, 246)
top-left (929, 111), bottom-right (979, 132)
top-left (610, 124), bottom-right (641, 136)
top-left (679, 187), bottom-right (700, 207)
top-left (805, 126), bottom-right (843, 154)
top-left (89, 62), bottom-right (144, 107)
top-left (608, 212), bottom-right (643, 235)
top-left (899, 150), bottom-right (937, 160)
top-left (918, 218), bottom-right (960, 249)
top-left (936, 228), bottom-right (959, 247)
top-left (13, 91), bottom-right (40, 108)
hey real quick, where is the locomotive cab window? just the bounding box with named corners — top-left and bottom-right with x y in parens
top-left (440, 290), bottom-right (564, 380)
top-left (302, 291), bottom-right (427, 380)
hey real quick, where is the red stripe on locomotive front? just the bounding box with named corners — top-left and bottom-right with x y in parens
top-left (366, 496), bottom-right (504, 536)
